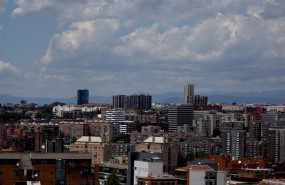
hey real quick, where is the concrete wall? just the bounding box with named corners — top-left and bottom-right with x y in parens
top-left (189, 170), bottom-right (205, 185)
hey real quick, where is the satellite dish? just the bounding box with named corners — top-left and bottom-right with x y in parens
top-left (41, 145), bottom-right (46, 150)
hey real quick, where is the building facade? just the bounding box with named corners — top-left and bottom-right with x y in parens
top-left (168, 104), bottom-right (194, 132)
top-left (77, 89), bottom-right (89, 105)
top-left (184, 84), bottom-right (194, 104)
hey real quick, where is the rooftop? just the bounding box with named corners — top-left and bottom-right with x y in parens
top-left (77, 136), bottom-right (102, 143)
top-left (175, 165), bottom-right (214, 172)
top-left (0, 152), bottom-right (92, 160)
top-left (144, 136), bottom-right (166, 143)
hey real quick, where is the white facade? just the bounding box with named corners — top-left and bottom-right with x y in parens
top-left (189, 170), bottom-right (206, 185)
top-left (216, 171), bottom-right (227, 185)
top-left (106, 110), bottom-right (124, 124)
top-left (53, 105), bottom-right (101, 117)
top-left (133, 160), bottom-right (163, 185)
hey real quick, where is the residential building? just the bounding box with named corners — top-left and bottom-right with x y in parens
top-left (136, 136), bottom-right (178, 174)
top-left (97, 163), bottom-right (127, 185)
top-left (262, 110), bottom-right (285, 126)
top-left (127, 152), bottom-right (163, 185)
top-left (175, 164), bottom-right (226, 185)
top-left (112, 94), bottom-right (152, 110)
top-left (70, 136), bottom-right (111, 164)
top-left (268, 127), bottom-right (285, 162)
top-left (134, 157), bottom-right (163, 185)
top-left (0, 152), bottom-right (94, 185)
top-left (220, 121), bottom-right (246, 160)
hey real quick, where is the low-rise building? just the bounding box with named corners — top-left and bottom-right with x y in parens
top-left (0, 152), bottom-right (94, 185)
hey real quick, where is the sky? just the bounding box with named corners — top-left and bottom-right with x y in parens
top-left (0, 0), bottom-right (284, 98)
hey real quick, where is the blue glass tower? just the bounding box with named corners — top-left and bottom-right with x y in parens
top-left (77, 89), bottom-right (89, 105)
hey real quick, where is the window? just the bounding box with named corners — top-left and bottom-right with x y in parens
top-left (13, 170), bottom-right (24, 176)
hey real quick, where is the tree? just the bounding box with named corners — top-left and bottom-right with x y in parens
top-left (115, 134), bottom-right (130, 143)
top-left (186, 152), bottom-right (195, 161)
top-left (212, 128), bottom-right (221, 137)
top-left (106, 170), bottom-right (120, 185)
top-left (177, 153), bottom-right (187, 167)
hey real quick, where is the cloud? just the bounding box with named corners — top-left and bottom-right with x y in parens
top-left (39, 19), bottom-right (119, 67)
top-left (0, 61), bottom-right (20, 80)
top-left (12, 0), bottom-right (236, 24)
top-left (0, 0), bottom-right (7, 13)
top-left (8, 0), bottom-right (285, 97)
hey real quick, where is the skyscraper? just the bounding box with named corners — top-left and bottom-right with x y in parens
top-left (184, 83), bottom-right (194, 104)
top-left (77, 89), bottom-right (89, 105)
top-left (168, 104), bottom-right (194, 132)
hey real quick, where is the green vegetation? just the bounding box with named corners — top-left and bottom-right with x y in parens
top-left (106, 170), bottom-right (120, 185)
top-left (115, 134), bottom-right (130, 143)
top-left (177, 152), bottom-right (195, 167)
top-left (0, 102), bottom-right (65, 121)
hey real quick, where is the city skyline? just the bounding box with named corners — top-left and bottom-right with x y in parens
top-left (0, 0), bottom-right (285, 98)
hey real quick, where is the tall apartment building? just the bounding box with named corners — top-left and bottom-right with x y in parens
top-left (130, 94), bottom-right (152, 110)
top-left (113, 94), bottom-right (152, 110)
top-left (268, 127), bottom-right (285, 162)
top-left (194, 95), bottom-right (208, 105)
top-left (184, 83), bottom-right (194, 104)
top-left (262, 110), bottom-right (285, 126)
top-left (220, 121), bottom-right (246, 160)
top-left (168, 104), bottom-right (194, 132)
top-left (249, 121), bottom-right (270, 141)
top-left (193, 111), bottom-right (218, 137)
top-left (77, 89), bottom-right (89, 105)
top-left (112, 95), bottom-right (126, 109)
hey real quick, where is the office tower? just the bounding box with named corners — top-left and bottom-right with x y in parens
top-left (184, 83), bottom-right (194, 104)
top-left (77, 89), bottom-right (89, 105)
top-left (168, 104), bottom-right (194, 132)
top-left (20, 100), bottom-right (27, 105)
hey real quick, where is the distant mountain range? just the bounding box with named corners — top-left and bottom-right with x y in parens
top-left (0, 90), bottom-right (285, 105)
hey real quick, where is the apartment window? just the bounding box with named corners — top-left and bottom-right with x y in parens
top-left (13, 170), bottom-right (24, 176)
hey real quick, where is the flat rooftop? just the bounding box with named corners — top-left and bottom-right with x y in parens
top-left (0, 152), bottom-right (92, 160)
